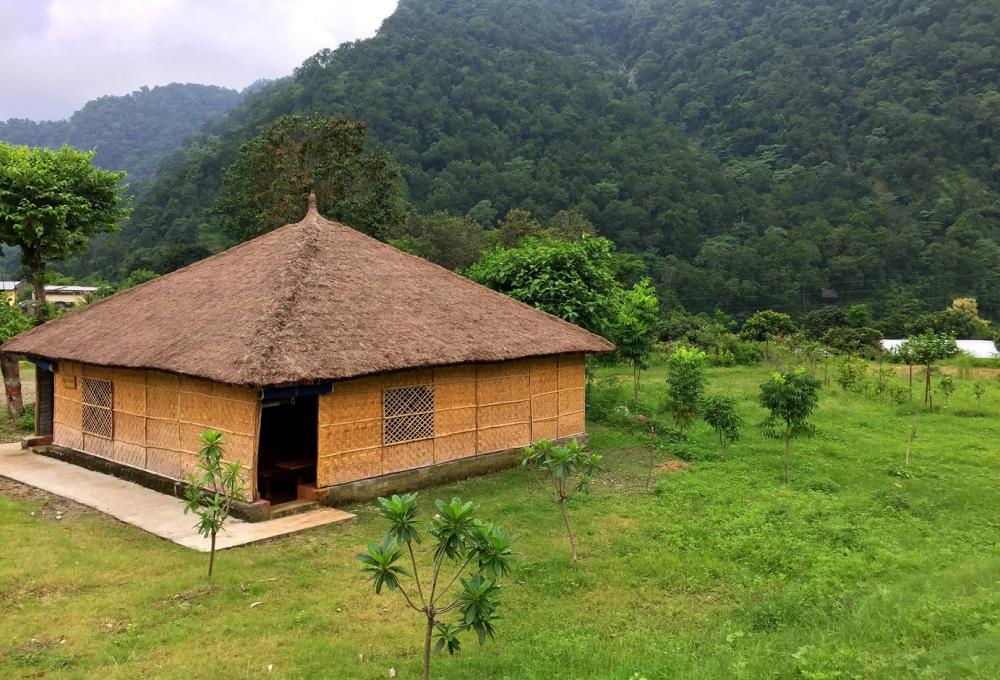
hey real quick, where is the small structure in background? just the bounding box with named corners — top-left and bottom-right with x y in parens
top-left (14, 282), bottom-right (99, 310)
top-left (0, 281), bottom-right (18, 304)
top-left (882, 338), bottom-right (998, 359)
top-left (2, 194), bottom-right (614, 520)
top-left (820, 287), bottom-right (839, 305)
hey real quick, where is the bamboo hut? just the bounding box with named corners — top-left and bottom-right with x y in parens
top-left (2, 195), bottom-right (614, 518)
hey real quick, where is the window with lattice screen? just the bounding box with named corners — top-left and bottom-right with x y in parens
top-left (383, 384), bottom-right (434, 445)
top-left (82, 377), bottom-right (113, 439)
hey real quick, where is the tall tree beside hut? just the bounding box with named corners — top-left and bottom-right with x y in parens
top-left (0, 143), bottom-right (127, 321)
top-left (466, 234), bottom-right (621, 336)
top-left (0, 299), bottom-right (31, 418)
top-left (213, 115), bottom-right (408, 242)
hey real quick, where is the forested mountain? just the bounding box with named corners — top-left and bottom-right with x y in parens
top-left (0, 83), bottom-right (242, 185)
top-left (67, 0), bottom-right (1000, 320)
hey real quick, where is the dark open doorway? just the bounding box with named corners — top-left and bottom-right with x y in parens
top-left (257, 395), bottom-right (317, 505)
top-left (36, 369), bottom-right (54, 436)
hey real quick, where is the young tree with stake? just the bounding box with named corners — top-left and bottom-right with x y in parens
top-left (758, 370), bottom-right (821, 482)
top-left (183, 430), bottom-right (245, 577)
top-left (520, 439), bottom-right (604, 564)
top-left (897, 333), bottom-right (958, 411)
top-left (357, 494), bottom-right (515, 680)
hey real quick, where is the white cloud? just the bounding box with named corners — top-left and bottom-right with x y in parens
top-left (0, 0), bottom-right (398, 120)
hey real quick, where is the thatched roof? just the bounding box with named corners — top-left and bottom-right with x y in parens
top-left (3, 197), bottom-right (614, 387)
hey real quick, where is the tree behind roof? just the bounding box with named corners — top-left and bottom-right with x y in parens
top-left (213, 115), bottom-right (409, 242)
top-left (0, 143), bottom-right (128, 322)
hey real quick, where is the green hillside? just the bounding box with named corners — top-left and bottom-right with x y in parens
top-left (0, 83), bottom-right (242, 185)
top-left (70, 0), bottom-right (1000, 319)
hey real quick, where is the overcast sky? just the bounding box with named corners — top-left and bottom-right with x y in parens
top-left (0, 0), bottom-right (398, 121)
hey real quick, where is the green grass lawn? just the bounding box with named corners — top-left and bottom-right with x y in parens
top-left (1, 364), bottom-right (999, 678)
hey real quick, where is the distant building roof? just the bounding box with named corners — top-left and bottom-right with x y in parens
top-left (44, 285), bottom-right (99, 294)
top-left (0, 281), bottom-right (18, 291)
top-left (883, 339), bottom-right (999, 359)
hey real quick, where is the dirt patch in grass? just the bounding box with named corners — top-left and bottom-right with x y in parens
top-left (3, 635), bottom-right (74, 671)
top-left (163, 584), bottom-right (218, 609)
top-left (0, 476), bottom-right (94, 521)
top-left (656, 460), bottom-right (690, 473)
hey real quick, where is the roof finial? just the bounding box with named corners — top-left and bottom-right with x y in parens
top-left (307, 190), bottom-right (318, 215)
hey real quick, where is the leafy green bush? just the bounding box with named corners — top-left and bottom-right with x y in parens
top-left (706, 335), bottom-right (764, 367)
top-left (739, 310), bottom-right (798, 342)
top-left (835, 358), bottom-right (868, 392)
top-left (665, 346), bottom-right (707, 429)
top-left (759, 369), bottom-right (821, 482)
top-left (585, 378), bottom-right (634, 427)
top-left (701, 395), bottom-right (744, 456)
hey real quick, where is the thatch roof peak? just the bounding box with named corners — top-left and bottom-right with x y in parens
top-left (3, 204), bottom-right (614, 387)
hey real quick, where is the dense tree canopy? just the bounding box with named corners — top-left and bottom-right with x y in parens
top-left (0, 84), bottom-right (242, 185)
top-left (44, 0), bottom-right (1000, 324)
top-left (213, 115), bottom-right (408, 241)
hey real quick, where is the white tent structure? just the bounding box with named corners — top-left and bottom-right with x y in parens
top-left (883, 339), bottom-right (999, 359)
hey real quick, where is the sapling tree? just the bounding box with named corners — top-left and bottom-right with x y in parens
top-left (610, 278), bottom-right (660, 408)
top-left (357, 494), bottom-right (515, 680)
top-left (520, 439), bottom-right (604, 564)
top-left (701, 395), bottom-right (744, 457)
top-left (937, 375), bottom-right (956, 409)
top-left (893, 342), bottom-right (917, 400)
top-left (974, 382), bottom-right (986, 407)
top-left (758, 370), bottom-right (821, 482)
top-left (665, 346), bottom-right (706, 430)
top-left (897, 333), bottom-right (959, 411)
top-left (183, 430), bottom-right (245, 577)
top-left (636, 414), bottom-right (657, 489)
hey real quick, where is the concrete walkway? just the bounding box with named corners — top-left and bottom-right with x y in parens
top-left (0, 443), bottom-right (354, 552)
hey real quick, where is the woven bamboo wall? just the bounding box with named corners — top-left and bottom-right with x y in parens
top-left (52, 362), bottom-right (260, 497)
top-left (316, 354), bottom-right (587, 487)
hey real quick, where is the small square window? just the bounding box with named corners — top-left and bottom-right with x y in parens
top-left (383, 385), bottom-right (434, 445)
top-left (82, 377), bottom-right (113, 439)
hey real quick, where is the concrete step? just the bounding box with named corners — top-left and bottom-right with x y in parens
top-left (269, 499), bottom-right (319, 520)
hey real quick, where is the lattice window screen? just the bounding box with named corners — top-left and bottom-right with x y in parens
top-left (383, 384), bottom-right (434, 445)
top-left (82, 377), bottom-right (114, 439)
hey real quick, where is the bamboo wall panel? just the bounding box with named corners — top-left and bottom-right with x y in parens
top-left (478, 423), bottom-right (530, 454)
top-left (51, 362), bottom-right (260, 498)
top-left (146, 447), bottom-right (181, 478)
top-left (556, 355), bottom-right (586, 439)
top-left (383, 439), bottom-right (434, 474)
top-left (318, 447), bottom-right (382, 486)
top-left (531, 418), bottom-right (559, 442)
top-left (435, 406), bottom-right (476, 436)
top-left (314, 356), bottom-right (588, 487)
top-left (317, 377), bottom-right (383, 487)
top-left (434, 431), bottom-right (477, 463)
